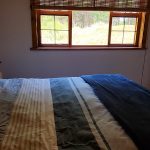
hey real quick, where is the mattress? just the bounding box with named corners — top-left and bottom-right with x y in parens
top-left (0, 75), bottom-right (149, 150)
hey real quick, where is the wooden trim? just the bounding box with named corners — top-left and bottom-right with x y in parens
top-left (139, 13), bottom-right (146, 48)
top-left (108, 12), bottom-right (112, 45)
top-left (36, 10), bottom-right (71, 47)
top-left (137, 12), bottom-right (149, 48)
top-left (110, 12), bottom-right (141, 17)
top-left (135, 13), bottom-right (142, 46)
top-left (37, 10), bottom-right (41, 47)
top-left (109, 44), bottom-right (136, 47)
top-left (31, 9), bottom-right (38, 48)
top-left (40, 44), bottom-right (69, 47)
top-left (141, 13), bottom-right (149, 48)
top-left (69, 11), bottom-right (72, 47)
top-left (109, 12), bottom-right (142, 46)
top-left (31, 46), bottom-right (146, 51)
top-left (31, 10), bottom-right (148, 49)
top-left (36, 9), bottom-right (72, 16)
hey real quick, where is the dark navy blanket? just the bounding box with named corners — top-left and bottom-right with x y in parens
top-left (81, 74), bottom-right (150, 150)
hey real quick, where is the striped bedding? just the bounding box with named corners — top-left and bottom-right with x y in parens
top-left (0, 77), bottom-right (137, 150)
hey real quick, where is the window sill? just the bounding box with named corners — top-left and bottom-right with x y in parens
top-left (30, 46), bottom-right (146, 51)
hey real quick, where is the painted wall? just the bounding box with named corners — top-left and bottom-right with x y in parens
top-left (0, 0), bottom-right (149, 88)
top-left (142, 18), bottom-right (150, 89)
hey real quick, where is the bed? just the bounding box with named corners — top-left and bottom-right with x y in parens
top-left (0, 74), bottom-right (150, 150)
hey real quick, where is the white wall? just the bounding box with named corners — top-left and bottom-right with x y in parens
top-left (0, 0), bottom-right (149, 88)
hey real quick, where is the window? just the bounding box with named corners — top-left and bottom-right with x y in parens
top-left (109, 12), bottom-right (141, 47)
top-left (72, 11), bottom-right (110, 46)
top-left (31, 10), bottom-right (148, 49)
top-left (36, 10), bottom-right (72, 46)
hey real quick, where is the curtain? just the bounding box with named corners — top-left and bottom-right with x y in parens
top-left (31, 0), bottom-right (150, 11)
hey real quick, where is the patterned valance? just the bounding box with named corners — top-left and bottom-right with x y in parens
top-left (31, 0), bottom-right (150, 11)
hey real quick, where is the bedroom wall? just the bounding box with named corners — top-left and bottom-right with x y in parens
top-left (0, 0), bottom-right (150, 88)
top-left (142, 18), bottom-right (150, 89)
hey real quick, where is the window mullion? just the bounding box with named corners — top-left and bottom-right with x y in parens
top-left (54, 15), bottom-right (56, 45)
top-left (69, 12), bottom-right (72, 47)
top-left (122, 18), bottom-right (125, 44)
top-left (108, 12), bottom-right (112, 46)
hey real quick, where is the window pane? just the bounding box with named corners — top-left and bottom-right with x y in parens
top-left (124, 18), bottom-right (137, 31)
top-left (55, 16), bottom-right (69, 30)
top-left (111, 16), bottom-right (137, 45)
top-left (123, 32), bottom-right (136, 44)
top-left (55, 31), bottom-right (68, 44)
top-left (112, 17), bottom-right (124, 31)
top-left (72, 11), bottom-right (109, 45)
top-left (41, 30), bottom-right (55, 44)
top-left (41, 15), bottom-right (54, 30)
top-left (111, 31), bottom-right (123, 44)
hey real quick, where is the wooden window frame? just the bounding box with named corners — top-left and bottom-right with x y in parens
top-left (108, 12), bottom-right (142, 47)
top-left (31, 10), bottom-right (149, 50)
top-left (38, 10), bottom-right (72, 47)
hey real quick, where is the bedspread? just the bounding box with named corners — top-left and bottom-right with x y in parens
top-left (0, 77), bottom-right (137, 150)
